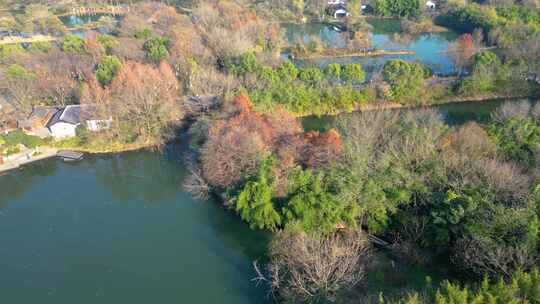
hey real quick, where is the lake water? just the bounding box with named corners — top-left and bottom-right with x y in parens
top-left (283, 19), bottom-right (458, 77)
top-left (60, 14), bottom-right (122, 37)
top-left (302, 99), bottom-right (535, 131)
top-left (0, 144), bottom-right (270, 304)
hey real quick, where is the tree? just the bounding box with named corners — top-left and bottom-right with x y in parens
top-left (35, 64), bottom-right (77, 107)
top-left (235, 158), bottom-right (281, 231)
top-left (0, 44), bottom-right (24, 59)
top-left (448, 33), bottom-right (477, 75)
top-left (28, 41), bottom-right (51, 53)
top-left (324, 63), bottom-right (341, 81)
top-left (348, 0), bottom-right (362, 17)
top-left (341, 63), bottom-right (365, 85)
top-left (373, 0), bottom-right (420, 18)
top-left (144, 36), bottom-right (170, 63)
top-left (382, 59), bottom-right (427, 103)
top-left (472, 51), bottom-right (499, 69)
top-left (384, 269), bottom-right (540, 303)
top-left (284, 169), bottom-right (359, 234)
top-left (61, 35), bottom-right (86, 55)
top-left (109, 61), bottom-right (182, 143)
top-left (488, 104), bottom-right (540, 168)
top-left (265, 226), bottom-right (371, 303)
top-left (2, 64), bottom-right (39, 115)
top-left (96, 55), bottom-right (122, 86)
top-left (97, 35), bottom-right (118, 55)
top-left (0, 15), bottom-right (18, 33)
top-left (305, 0), bottom-right (327, 20)
top-left (298, 68), bottom-right (323, 86)
top-left (201, 96), bottom-right (270, 188)
top-left (277, 61), bottom-right (299, 82)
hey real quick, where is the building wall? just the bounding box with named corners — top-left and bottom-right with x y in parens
top-left (86, 119), bottom-right (112, 132)
top-left (49, 122), bottom-right (78, 138)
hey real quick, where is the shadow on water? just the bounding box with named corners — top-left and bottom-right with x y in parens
top-left (0, 158), bottom-right (59, 209)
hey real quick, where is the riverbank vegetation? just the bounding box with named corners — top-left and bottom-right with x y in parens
top-left (188, 98), bottom-right (540, 303)
top-left (229, 53), bottom-right (368, 115)
top-left (1, 0), bottom-right (540, 303)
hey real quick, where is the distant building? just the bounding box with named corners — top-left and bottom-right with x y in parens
top-left (328, 0), bottom-right (346, 4)
top-left (426, 0), bottom-right (436, 9)
top-left (328, 4), bottom-right (349, 18)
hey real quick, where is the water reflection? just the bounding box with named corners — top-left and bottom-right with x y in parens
top-left (302, 99), bottom-right (538, 132)
top-left (0, 143), bottom-right (269, 304)
top-left (0, 159), bottom-right (58, 209)
top-left (284, 20), bottom-right (458, 76)
top-left (92, 147), bottom-right (185, 204)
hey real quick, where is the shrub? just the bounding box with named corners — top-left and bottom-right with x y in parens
top-left (96, 55), bottom-right (122, 86)
top-left (0, 44), bottom-right (24, 59)
top-left (235, 157), bottom-right (281, 231)
top-left (143, 36), bottom-right (170, 63)
top-left (97, 34), bottom-right (118, 55)
top-left (28, 41), bottom-right (51, 52)
top-left (61, 35), bottom-right (86, 54)
top-left (341, 63), bottom-right (365, 85)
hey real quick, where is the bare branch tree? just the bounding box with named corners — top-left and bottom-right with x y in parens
top-left (266, 227), bottom-right (371, 303)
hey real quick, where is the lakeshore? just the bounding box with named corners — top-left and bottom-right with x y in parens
top-left (289, 49), bottom-right (416, 60)
top-left (0, 147), bottom-right (58, 174)
top-left (2, 93), bottom-right (536, 174)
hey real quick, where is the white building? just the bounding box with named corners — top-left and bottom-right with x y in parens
top-left (426, 0), bottom-right (436, 9)
top-left (81, 105), bottom-right (112, 132)
top-left (46, 105), bottom-right (81, 138)
top-left (46, 104), bottom-right (111, 139)
top-left (334, 7), bottom-right (349, 18)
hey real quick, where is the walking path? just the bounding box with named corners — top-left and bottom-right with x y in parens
top-left (0, 147), bottom-right (58, 174)
top-left (57, 6), bottom-right (127, 17)
top-left (0, 35), bottom-right (58, 45)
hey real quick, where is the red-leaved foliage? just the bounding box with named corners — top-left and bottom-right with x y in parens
top-left (304, 129), bottom-right (343, 168)
top-left (457, 33), bottom-right (475, 61)
top-left (201, 95), bottom-right (343, 191)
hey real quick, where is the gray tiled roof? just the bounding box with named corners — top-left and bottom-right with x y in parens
top-left (46, 105), bottom-right (81, 127)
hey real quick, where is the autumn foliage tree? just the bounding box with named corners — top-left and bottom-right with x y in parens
top-left (201, 94), bottom-right (343, 190)
top-left (449, 33), bottom-right (477, 75)
top-left (109, 61), bottom-right (182, 143)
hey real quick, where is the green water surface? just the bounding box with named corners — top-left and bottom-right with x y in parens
top-left (0, 145), bottom-right (270, 304)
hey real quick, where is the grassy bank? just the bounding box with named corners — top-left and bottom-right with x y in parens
top-left (52, 137), bottom-right (160, 154)
top-left (292, 93), bottom-right (536, 118)
top-left (289, 48), bottom-right (415, 60)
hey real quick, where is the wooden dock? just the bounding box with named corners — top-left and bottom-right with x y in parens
top-left (57, 150), bottom-right (84, 161)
